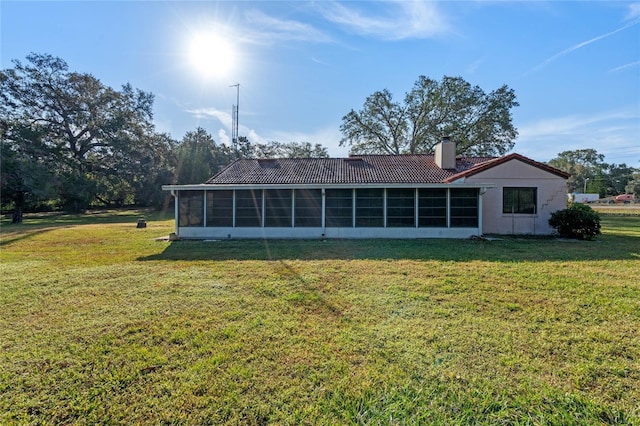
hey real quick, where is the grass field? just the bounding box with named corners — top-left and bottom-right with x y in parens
top-left (1, 209), bottom-right (639, 424)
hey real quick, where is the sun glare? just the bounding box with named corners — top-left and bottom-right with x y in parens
top-left (188, 32), bottom-right (236, 80)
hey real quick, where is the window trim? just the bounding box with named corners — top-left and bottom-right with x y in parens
top-left (503, 187), bottom-right (537, 215)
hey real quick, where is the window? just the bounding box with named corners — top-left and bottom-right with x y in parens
top-left (325, 189), bottom-right (353, 227)
top-left (294, 189), bottom-right (322, 227)
top-left (206, 190), bottom-right (233, 227)
top-left (387, 188), bottom-right (415, 227)
top-left (265, 189), bottom-right (293, 227)
top-left (355, 188), bottom-right (384, 227)
top-left (179, 191), bottom-right (204, 227)
top-left (503, 187), bottom-right (537, 214)
top-left (418, 189), bottom-right (447, 227)
top-left (450, 188), bottom-right (478, 227)
top-left (235, 189), bottom-right (262, 227)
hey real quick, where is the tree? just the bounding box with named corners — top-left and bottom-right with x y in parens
top-left (1, 124), bottom-right (57, 222)
top-left (604, 163), bottom-right (638, 196)
top-left (174, 127), bottom-right (232, 184)
top-left (548, 149), bottom-right (639, 196)
top-left (626, 170), bottom-right (640, 197)
top-left (252, 141), bottom-right (329, 159)
top-left (1, 53), bottom-right (160, 214)
top-left (339, 75), bottom-right (518, 156)
top-left (548, 149), bottom-right (606, 194)
top-left (94, 131), bottom-right (177, 207)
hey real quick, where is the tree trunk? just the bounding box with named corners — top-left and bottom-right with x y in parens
top-left (12, 193), bottom-right (24, 223)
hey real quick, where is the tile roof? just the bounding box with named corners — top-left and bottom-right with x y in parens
top-left (443, 153), bottom-right (570, 182)
top-left (206, 155), bottom-right (495, 185)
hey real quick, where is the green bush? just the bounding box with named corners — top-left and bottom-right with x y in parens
top-left (549, 203), bottom-right (601, 240)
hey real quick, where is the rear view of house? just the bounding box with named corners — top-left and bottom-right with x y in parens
top-left (163, 140), bottom-right (569, 239)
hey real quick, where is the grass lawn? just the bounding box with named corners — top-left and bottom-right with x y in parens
top-left (1, 209), bottom-right (639, 424)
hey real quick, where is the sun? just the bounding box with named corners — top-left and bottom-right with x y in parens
top-left (188, 31), bottom-right (236, 80)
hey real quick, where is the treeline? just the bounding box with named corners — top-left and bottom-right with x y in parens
top-left (0, 54), bottom-right (327, 222)
top-left (548, 149), bottom-right (640, 197)
top-left (3, 53), bottom-right (638, 223)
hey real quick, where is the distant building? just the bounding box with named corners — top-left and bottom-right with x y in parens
top-left (568, 193), bottom-right (600, 203)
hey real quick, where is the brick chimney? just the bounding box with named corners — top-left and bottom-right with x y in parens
top-left (435, 136), bottom-right (456, 169)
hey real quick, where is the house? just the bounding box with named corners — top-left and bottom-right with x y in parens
top-left (162, 139), bottom-right (569, 239)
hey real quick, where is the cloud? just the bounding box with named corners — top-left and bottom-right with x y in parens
top-left (516, 108), bottom-right (640, 163)
top-left (186, 107), bottom-right (233, 129)
top-left (218, 129), bottom-right (230, 146)
top-left (317, 0), bottom-right (450, 40)
top-left (242, 9), bottom-right (334, 45)
top-left (466, 57), bottom-right (485, 74)
top-left (609, 61), bottom-right (640, 72)
top-left (519, 109), bottom-right (637, 139)
top-left (626, 3), bottom-right (640, 20)
top-left (526, 19), bottom-right (639, 75)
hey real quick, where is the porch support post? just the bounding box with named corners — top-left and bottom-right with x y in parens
top-left (478, 188), bottom-right (483, 235)
top-left (203, 190), bottom-right (207, 228)
top-left (172, 190), bottom-right (179, 236)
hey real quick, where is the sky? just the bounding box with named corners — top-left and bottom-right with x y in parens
top-left (2, 1), bottom-right (639, 165)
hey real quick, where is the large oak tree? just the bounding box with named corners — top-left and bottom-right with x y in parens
top-left (1, 53), bottom-right (170, 219)
top-left (340, 75), bottom-right (519, 156)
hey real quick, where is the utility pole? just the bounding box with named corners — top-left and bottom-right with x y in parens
top-left (230, 83), bottom-right (239, 156)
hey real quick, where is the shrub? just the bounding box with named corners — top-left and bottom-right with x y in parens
top-left (549, 203), bottom-right (601, 240)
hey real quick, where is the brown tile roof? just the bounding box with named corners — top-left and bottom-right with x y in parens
top-left (206, 155), bottom-right (495, 185)
top-left (443, 153), bottom-right (570, 182)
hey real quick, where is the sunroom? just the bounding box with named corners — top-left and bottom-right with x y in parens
top-left (164, 183), bottom-right (491, 239)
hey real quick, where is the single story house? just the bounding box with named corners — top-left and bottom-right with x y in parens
top-left (162, 139), bottom-right (569, 239)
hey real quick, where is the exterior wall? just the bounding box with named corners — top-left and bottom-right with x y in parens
top-left (177, 226), bottom-right (478, 240)
top-left (464, 160), bottom-right (567, 235)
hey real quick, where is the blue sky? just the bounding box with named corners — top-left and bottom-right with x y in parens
top-left (2, 1), bottom-right (639, 165)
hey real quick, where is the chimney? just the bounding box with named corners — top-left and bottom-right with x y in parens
top-left (435, 136), bottom-right (456, 169)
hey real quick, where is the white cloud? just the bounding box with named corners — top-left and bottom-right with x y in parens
top-left (186, 107), bottom-right (233, 129)
top-left (626, 3), bottom-right (640, 21)
top-left (526, 19), bottom-right (640, 74)
top-left (242, 9), bottom-right (334, 45)
top-left (518, 109), bottom-right (637, 139)
top-left (609, 61), bottom-right (640, 72)
top-left (218, 129), bottom-right (230, 146)
top-left (466, 57), bottom-right (485, 74)
top-left (317, 0), bottom-right (450, 40)
top-left (516, 108), bottom-right (640, 164)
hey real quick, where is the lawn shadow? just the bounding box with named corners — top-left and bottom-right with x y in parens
top-left (139, 235), bottom-right (639, 263)
top-left (0, 227), bottom-right (70, 247)
top-left (0, 208), bottom-right (173, 246)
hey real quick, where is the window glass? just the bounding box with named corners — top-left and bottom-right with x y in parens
top-left (206, 190), bottom-right (233, 227)
top-left (450, 188), bottom-right (478, 227)
top-left (418, 188), bottom-right (447, 227)
top-left (325, 189), bottom-right (353, 227)
top-left (387, 188), bottom-right (415, 227)
top-left (503, 187), bottom-right (537, 214)
top-left (179, 191), bottom-right (204, 227)
top-left (235, 189), bottom-right (262, 227)
top-left (356, 188), bottom-right (384, 227)
top-left (294, 189), bottom-right (322, 227)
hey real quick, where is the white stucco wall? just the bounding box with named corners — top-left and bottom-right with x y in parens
top-left (176, 226), bottom-right (480, 240)
top-left (465, 159), bottom-right (567, 235)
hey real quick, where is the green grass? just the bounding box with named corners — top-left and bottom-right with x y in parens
top-left (1, 210), bottom-right (639, 424)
